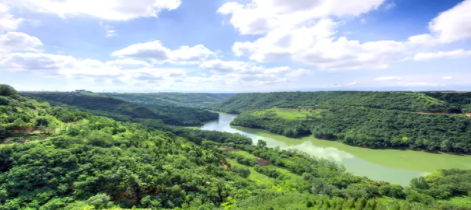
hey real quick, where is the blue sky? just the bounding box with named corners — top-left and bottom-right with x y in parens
top-left (0, 0), bottom-right (470, 92)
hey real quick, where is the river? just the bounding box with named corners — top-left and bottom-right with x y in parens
top-left (201, 113), bottom-right (471, 186)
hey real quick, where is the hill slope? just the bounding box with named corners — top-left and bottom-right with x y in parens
top-left (213, 91), bottom-right (449, 113)
top-left (2, 84), bottom-right (470, 209)
top-left (21, 92), bottom-right (218, 126)
top-left (100, 93), bottom-right (236, 108)
top-left (214, 91), bottom-right (471, 152)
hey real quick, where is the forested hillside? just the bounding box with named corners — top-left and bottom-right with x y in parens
top-left (214, 92), bottom-right (471, 152)
top-left (21, 92), bottom-right (218, 126)
top-left (213, 92), bottom-right (450, 113)
top-left (424, 92), bottom-right (471, 113)
top-left (2, 84), bottom-right (471, 209)
top-left (100, 93), bottom-right (236, 108)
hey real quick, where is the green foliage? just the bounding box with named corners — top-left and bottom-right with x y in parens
top-left (231, 106), bottom-right (471, 152)
top-left (1, 89), bottom-right (470, 210)
top-left (100, 92), bottom-right (236, 108)
top-left (21, 92), bottom-right (218, 126)
top-left (213, 91), bottom-right (449, 113)
top-left (0, 85), bottom-right (17, 96)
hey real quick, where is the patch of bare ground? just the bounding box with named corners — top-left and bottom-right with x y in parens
top-left (256, 158), bottom-right (271, 166)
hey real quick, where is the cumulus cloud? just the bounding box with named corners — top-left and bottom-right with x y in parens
top-left (221, 0), bottom-right (471, 71)
top-left (0, 3), bottom-right (23, 33)
top-left (413, 50), bottom-right (471, 61)
top-left (218, 0), bottom-right (386, 35)
top-left (200, 59), bottom-right (312, 79)
top-left (0, 32), bottom-right (43, 53)
top-left (106, 59), bottom-right (151, 69)
top-left (443, 76), bottom-right (453, 80)
top-left (4, 0), bottom-right (182, 21)
top-left (112, 41), bottom-right (215, 65)
top-left (219, 0), bottom-right (419, 71)
top-left (429, 0), bottom-right (471, 43)
top-left (0, 53), bottom-right (76, 71)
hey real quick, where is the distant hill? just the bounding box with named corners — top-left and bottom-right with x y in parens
top-left (99, 93), bottom-right (237, 108)
top-left (212, 91), bottom-right (450, 113)
top-left (21, 92), bottom-right (218, 126)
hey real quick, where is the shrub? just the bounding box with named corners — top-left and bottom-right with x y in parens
top-left (0, 85), bottom-right (17, 96)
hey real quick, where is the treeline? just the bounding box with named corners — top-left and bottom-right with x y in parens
top-left (213, 91), bottom-right (451, 113)
top-left (100, 93), bottom-right (236, 108)
top-left (21, 92), bottom-right (218, 126)
top-left (232, 106), bottom-right (471, 152)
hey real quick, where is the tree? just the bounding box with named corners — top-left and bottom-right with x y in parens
top-left (86, 193), bottom-right (112, 209)
top-left (257, 140), bottom-right (267, 148)
top-left (0, 84), bottom-right (17, 96)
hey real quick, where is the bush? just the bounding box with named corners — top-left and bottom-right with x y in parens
top-left (0, 84), bottom-right (17, 96)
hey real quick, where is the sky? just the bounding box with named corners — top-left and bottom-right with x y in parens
top-left (0, 0), bottom-right (470, 93)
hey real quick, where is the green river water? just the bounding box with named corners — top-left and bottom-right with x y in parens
top-left (201, 113), bottom-right (471, 186)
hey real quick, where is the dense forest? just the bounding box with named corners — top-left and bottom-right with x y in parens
top-left (213, 92), bottom-right (452, 113)
top-left (21, 92), bottom-right (218, 126)
top-left (424, 92), bottom-right (471, 113)
top-left (99, 93), bottom-right (236, 108)
top-left (2, 84), bottom-right (471, 209)
top-left (215, 92), bottom-right (471, 152)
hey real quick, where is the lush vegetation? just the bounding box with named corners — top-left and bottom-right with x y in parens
top-left (424, 92), bottom-right (471, 113)
top-left (232, 107), bottom-right (471, 152)
top-left (2, 85), bottom-right (470, 209)
top-left (100, 93), bottom-right (236, 108)
top-left (213, 92), bottom-right (450, 113)
top-left (21, 92), bottom-right (218, 126)
top-left (214, 92), bottom-right (471, 152)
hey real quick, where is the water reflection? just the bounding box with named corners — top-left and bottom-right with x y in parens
top-left (201, 113), bottom-right (471, 186)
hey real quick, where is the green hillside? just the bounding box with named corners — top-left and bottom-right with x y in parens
top-left (100, 93), bottom-right (236, 108)
top-left (2, 84), bottom-right (471, 209)
top-left (21, 92), bottom-right (218, 126)
top-left (213, 91), bottom-right (449, 113)
top-left (213, 91), bottom-right (471, 152)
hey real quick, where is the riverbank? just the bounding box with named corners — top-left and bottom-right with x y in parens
top-left (201, 113), bottom-right (471, 186)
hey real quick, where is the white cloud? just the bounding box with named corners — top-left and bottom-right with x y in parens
top-left (0, 32), bottom-right (43, 55)
top-left (0, 3), bottom-right (23, 33)
top-left (218, 0), bottom-right (386, 35)
top-left (429, 0), bottom-right (471, 43)
top-left (200, 59), bottom-right (255, 73)
top-left (112, 41), bottom-right (215, 65)
top-left (220, 0), bottom-right (416, 71)
top-left (200, 59), bottom-right (311, 78)
top-left (375, 76), bottom-right (402, 81)
top-left (443, 76), bottom-right (453, 80)
top-left (106, 59), bottom-right (151, 69)
top-left (413, 49), bottom-right (471, 61)
top-left (4, 0), bottom-right (182, 21)
top-left (0, 53), bottom-right (76, 71)
top-left (168, 45), bottom-right (215, 65)
top-left (104, 25), bottom-right (117, 37)
top-left (407, 34), bottom-right (437, 46)
top-left (112, 41), bottom-right (169, 61)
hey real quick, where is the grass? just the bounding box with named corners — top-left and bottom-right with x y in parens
top-left (227, 159), bottom-right (275, 187)
top-left (255, 107), bottom-right (327, 120)
top-left (229, 151), bottom-right (307, 192)
top-left (233, 150), bottom-right (258, 158)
